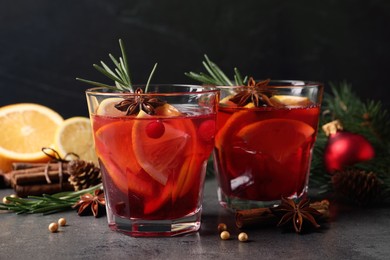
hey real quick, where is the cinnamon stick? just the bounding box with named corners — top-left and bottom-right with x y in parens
top-left (235, 208), bottom-right (278, 229)
top-left (14, 183), bottom-right (74, 197)
top-left (12, 162), bottom-right (54, 170)
top-left (235, 200), bottom-right (330, 229)
top-left (9, 162), bottom-right (70, 186)
top-left (12, 171), bottom-right (70, 186)
top-left (0, 171), bottom-right (11, 188)
top-left (12, 162), bottom-right (68, 171)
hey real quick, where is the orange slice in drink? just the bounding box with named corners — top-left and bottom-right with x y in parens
top-left (132, 110), bottom-right (191, 185)
top-left (95, 120), bottom-right (148, 196)
top-left (96, 97), bottom-right (126, 117)
top-left (132, 109), bottom-right (199, 213)
top-left (236, 119), bottom-right (315, 162)
top-left (154, 103), bottom-right (182, 116)
top-left (215, 110), bottom-right (258, 149)
top-left (270, 95), bottom-right (311, 106)
top-left (219, 95), bottom-right (237, 108)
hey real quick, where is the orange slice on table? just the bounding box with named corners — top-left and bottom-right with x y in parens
top-left (0, 103), bottom-right (63, 172)
top-left (54, 117), bottom-right (98, 164)
top-left (236, 118), bottom-right (315, 162)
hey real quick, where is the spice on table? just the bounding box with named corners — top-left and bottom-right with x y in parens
top-left (73, 188), bottom-right (106, 217)
top-left (2, 194), bottom-right (18, 204)
top-left (7, 156), bottom-right (101, 197)
top-left (58, 218), bottom-right (67, 226)
top-left (217, 223), bottom-right (228, 233)
top-left (235, 207), bottom-right (278, 228)
top-left (270, 197), bottom-right (323, 233)
top-left (48, 222), bottom-right (59, 233)
top-left (220, 231), bottom-right (230, 240)
top-left (238, 232), bottom-right (248, 242)
top-left (235, 198), bottom-right (330, 233)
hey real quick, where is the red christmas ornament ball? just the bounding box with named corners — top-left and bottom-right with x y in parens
top-left (324, 131), bottom-right (375, 173)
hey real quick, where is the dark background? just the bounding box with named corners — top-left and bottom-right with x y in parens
top-left (1, 0), bottom-right (389, 118)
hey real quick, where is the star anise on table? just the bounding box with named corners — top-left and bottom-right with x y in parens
top-left (114, 87), bottom-right (166, 115)
top-left (73, 189), bottom-right (106, 217)
top-left (270, 197), bottom-right (322, 233)
top-left (229, 77), bottom-right (278, 107)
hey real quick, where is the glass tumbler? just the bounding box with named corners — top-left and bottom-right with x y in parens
top-left (213, 80), bottom-right (323, 210)
top-left (86, 84), bottom-right (219, 236)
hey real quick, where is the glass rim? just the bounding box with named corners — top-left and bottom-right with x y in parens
top-left (85, 84), bottom-right (219, 97)
top-left (216, 79), bottom-right (323, 89)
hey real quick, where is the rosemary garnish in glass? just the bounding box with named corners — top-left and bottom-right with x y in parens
top-left (76, 39), bottom-right (158, 93)
top-left (185, 54), bottom-right (248, 86)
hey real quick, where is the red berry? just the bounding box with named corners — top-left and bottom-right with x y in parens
top-left (145, 120), bottom-right (165, 139)
top-left (198, 119), bottom-right (216, 142)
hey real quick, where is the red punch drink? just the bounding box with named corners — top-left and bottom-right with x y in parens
top-left (86, 85), bottom-right (218, 236)
top-left (214, 80), bottom-right (323, 210)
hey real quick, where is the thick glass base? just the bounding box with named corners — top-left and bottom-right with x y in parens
top-left (217, 188), bottom-right (307, 211)
top-left (106, 207), bottom-right (202, 237)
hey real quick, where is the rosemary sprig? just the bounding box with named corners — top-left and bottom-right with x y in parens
top-left (145, 63), bottom-right (158, 93)
top-left (76, 39), bottom-right (159, 93)
top-left (0, 184), bottom-right (103, 215)
top-left (76, 39), bottom-right (132, 92)
top-left (185, 54), bottom-right (248, 86)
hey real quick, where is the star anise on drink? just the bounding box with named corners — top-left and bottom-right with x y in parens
top-left (114, 88), bottom-right (166, 115)
top-left (73, 189), bottom-right (106, 217)
top-left (270, 197), bottom-right (322, 233)
top-left (229, 77), bottom-right (276, 107)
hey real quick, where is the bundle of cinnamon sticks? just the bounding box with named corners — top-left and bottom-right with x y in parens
top-left (4, 162), bottom-right (74, 197)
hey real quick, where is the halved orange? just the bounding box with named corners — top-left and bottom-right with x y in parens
top-left (236, 118), bottom-right (315, 162)
top-left (0, 103), bottom-right (63, 172)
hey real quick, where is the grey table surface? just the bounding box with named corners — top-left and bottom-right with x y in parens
top-left (1, 178), bottom-right (390, 260)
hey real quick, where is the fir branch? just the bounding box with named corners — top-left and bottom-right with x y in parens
top-left (309, 132), bottom-right (333, 194)
top-left (309, 81), bottom-right (390, 201)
